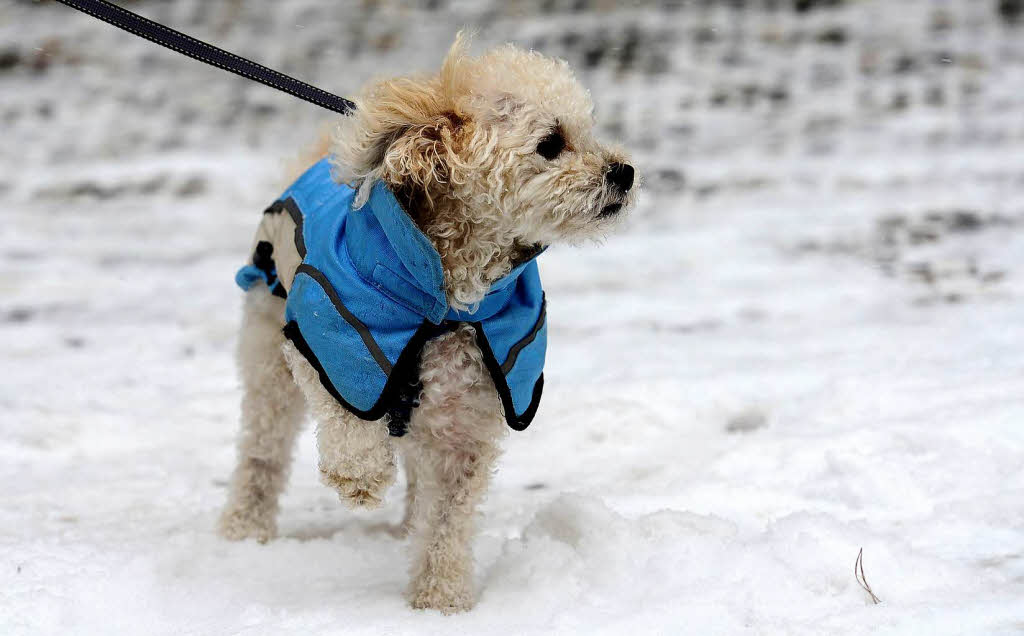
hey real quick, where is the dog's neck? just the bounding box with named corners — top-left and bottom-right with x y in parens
top-left (394, 184), bottom-right (531, 310)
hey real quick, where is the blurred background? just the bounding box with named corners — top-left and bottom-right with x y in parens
top-left (2, 1), bottom-right (1023, 633)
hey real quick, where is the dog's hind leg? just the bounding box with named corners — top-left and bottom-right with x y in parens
top-left (402, 325), bottom-right (507, 614)
top-left (281, 342), bottom-right (397, 509)
top-left (219, 285), bottom-right (307, 543)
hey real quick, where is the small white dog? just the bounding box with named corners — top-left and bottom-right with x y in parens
top-left (218, 34), bottom-right (636, 613)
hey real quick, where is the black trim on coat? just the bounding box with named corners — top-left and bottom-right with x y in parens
top-left (500, 295), bottom-right (546, 375)
top-left (471, 322), bottom-right (544, 431)
top-left (293, 263), bottom-right (392, 374)
top-left (265, 197), bottom-right (306, 258)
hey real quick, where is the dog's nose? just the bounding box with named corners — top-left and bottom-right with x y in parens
top-left (606, 162), bottom-right (634, 193)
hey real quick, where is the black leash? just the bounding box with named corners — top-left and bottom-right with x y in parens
top-left (54, 0), bottom-right (355, 115)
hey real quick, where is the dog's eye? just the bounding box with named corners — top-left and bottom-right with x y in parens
top-left (536, 130), bottom-right (566, 160)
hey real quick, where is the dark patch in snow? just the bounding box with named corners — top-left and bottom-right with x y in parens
top-left (175, 176), bottom-right (209, 198)
top-left (4, 307), bottom-right (34, 323)
top-left (726, 409), bottom-right (768, 433)
top-left (63, 336), bottom-right (86, 349)
top-left (0, 47), bottom-right (20, 72)
top-left (794, 209), bottom-right (1019, 303)
top-left (816, 27), bottom-right (847, 46)
top-left (999, 0), bottom-right (1024, 24)
top-left (648, 168), bottom-right (686, 192)
top-left (32, 174), bottom-right (210, 201)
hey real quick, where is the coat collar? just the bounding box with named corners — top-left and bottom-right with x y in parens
top-left (364, 181), bottom-right (447, 308)
top-left (354, 180), bottom-right (544, 322)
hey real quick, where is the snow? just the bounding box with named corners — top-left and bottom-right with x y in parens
top-left (2, 0), bottom-right (1024, 634)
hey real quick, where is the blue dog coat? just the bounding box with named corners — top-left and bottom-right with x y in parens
top-left (237, 158), bottom-right (546, 435)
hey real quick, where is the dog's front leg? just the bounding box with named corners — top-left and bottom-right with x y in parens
top-left (281, 342), bottom-right (396, 508)
top-left (403, 326), bottom-right (506, 614)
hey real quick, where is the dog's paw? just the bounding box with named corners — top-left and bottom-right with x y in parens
top-left (320, 466), bottom-right (394, 510)
top-left (217, 506), bottom-right (277, 544)
top-left (409, 582), bottom-right (474, 614)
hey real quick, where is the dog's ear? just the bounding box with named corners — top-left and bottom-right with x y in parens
top-left (380, 109), bottom-right (467, 205)
top-left (331, 34), bottom-right (473, 208)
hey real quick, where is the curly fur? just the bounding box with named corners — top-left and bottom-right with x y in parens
top-left (219, 33), bottom-right (637, 613)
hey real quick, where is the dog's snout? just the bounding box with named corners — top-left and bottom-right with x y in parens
top-left (606, 162), bottom-right (634, 193)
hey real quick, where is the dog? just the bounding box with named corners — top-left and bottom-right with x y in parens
top-left (217, 33), bottom-right (637, 613)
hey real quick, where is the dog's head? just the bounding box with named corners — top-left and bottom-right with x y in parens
top-left (332, 33), bottom-right (637, 307)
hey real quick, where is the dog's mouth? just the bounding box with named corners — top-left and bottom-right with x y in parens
top-left (597, 202), bottom-right (624, 219)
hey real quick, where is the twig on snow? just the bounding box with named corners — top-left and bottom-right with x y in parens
top-left (855, 547), bottom-right (882, 605)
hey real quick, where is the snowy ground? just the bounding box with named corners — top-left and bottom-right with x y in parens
top-left (2, 1), bottom-right (1024, 634)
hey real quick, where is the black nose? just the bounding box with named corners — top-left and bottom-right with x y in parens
top-left (606, 162), bottom-right (634, 192)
